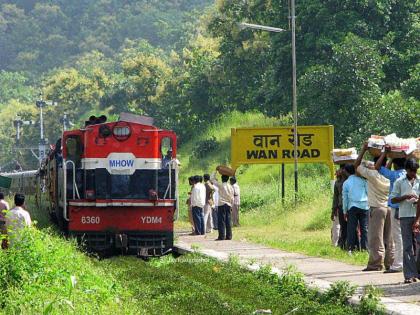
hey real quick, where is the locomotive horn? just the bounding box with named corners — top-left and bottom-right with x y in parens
top-left (98, 115), bottom-right (107, 124)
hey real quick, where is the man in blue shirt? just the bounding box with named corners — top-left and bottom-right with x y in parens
top-left (342, 164), bottom-right (369, 251)
top-left (375, 148), bottom-right (406, 273)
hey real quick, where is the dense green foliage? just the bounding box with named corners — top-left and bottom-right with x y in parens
top-left (0, 0), bottom-right (210, 74)
top-left (0, 0), bottom-right (418, 170)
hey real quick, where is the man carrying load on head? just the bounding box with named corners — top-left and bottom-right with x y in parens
top-left (355, 143), bottom-right (393, 271)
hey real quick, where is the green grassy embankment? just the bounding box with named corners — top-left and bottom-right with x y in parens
top-left (177, 111), bottom-right (368, 266)
top-left (0, 224), bottom-right (378, 314)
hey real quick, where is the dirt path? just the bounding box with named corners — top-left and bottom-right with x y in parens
top-left (176, 232), bottom-right (420, 315)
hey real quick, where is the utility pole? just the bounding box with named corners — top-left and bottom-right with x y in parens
top-left (35, 93), bottom-right (57, 164)
top-left (290, 0), bottom-right (298, 199)
top-left (13, 116), bottom-right (35, 145)
top-left (240, 0), bottom-right (299, 202)
top-left (60, 112), bottom-right (73, 131)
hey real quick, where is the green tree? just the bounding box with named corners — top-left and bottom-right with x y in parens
top-left (0, 100), bottom-right (39, 170)
top-left (299, 34), bottom-right (384, 144)
top-left (0, 71), bottom-right (34, 104)
top-left (42, 67), bottom-right (110, 141)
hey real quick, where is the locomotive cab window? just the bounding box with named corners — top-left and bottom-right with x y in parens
top-left (161, 137), bottom-right (173, 169)
top-left (65, 136), bottom-right (83, 164)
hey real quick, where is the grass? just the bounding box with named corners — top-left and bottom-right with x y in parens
top-left (0, 226), bottom-right (379, 314)
top-left (177, 111), bottom-right (369, 266)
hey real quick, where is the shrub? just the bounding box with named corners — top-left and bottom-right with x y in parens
top-left (322, 281), bottom-right (357, 304)
top-left (358, 285), bottom-right (385, 315)
top-left (191, 136), bottom-right (220, 160)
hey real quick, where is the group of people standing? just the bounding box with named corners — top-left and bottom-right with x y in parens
top-left (0, 192), bottom-right (32, 248)
top-left (331, 143), bottom-right (420, 283)
top-left (186, 170), bottom-right (240, 241)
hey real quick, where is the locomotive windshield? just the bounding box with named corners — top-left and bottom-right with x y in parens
top-left (86, 169), bottom-right (175, 200)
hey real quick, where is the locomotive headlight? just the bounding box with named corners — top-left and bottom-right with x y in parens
top-left (112, 122), bottom-right (131, 141)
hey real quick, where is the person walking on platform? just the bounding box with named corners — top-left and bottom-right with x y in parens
top-left (203, 174), bottom-right (215, 233)
top-left (230, 177), bottom-right (240, 227)
top-left (390, 159), bottom-right (419, 283)
top-left (355, 143), bottom-right (394, 271)
top-left (342, 164), bottom-right (369, 251)
top-left (375, 148), bottom-right (406, 273)
top-left (190, 175), bottom-right (206, 235)
top-left (211, 171), bottom-right (234, 240)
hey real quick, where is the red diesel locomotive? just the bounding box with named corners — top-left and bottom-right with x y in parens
top-left (42, 113), bottom-right (179, 256)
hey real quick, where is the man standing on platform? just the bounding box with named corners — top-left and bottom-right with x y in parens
top-left (390, 158), bottom-right (419, 283)
top-left (355, 143), bottom-right (393, 271)
top-left (375, 149), bottom-right (406, 273)
top-left (331, 166), bottom-right (346, 248)
top-left (190, 176), bottom-right (206, 235)
top-left (230, 177), bottom-right (240, 227)
top-left (211, 171), bottom-right (234, 240)
top-left (342, 164), bottom-right (369, 251)
top-left (203, 174), bottom-right (215, 233)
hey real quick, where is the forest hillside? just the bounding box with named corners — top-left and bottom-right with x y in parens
top-left (0, 0), bottom-right (418, 170)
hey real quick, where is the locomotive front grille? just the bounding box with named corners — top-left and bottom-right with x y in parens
top-left (73, 231), bottom-right (173, 256)
top-left (129, 234), bottom-right (166, 249)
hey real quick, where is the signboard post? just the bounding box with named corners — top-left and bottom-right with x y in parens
top-left (231, 126), bottom-right (335, 188)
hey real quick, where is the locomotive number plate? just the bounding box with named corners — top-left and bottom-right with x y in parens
top-left (81, 216), bottom-right (101, 224)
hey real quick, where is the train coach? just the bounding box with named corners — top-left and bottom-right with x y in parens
top-left (42, 113), bottom-right (179, 256)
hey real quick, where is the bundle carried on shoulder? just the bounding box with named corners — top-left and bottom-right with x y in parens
top-left (332, 148), bottom-right (358, 165)
top-left (367, 133), bottom-right (419, 159)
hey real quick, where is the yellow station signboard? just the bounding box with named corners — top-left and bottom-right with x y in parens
top-left (231, 125), bottom-right (335, 178)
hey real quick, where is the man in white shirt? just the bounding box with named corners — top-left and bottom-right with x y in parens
top-left (390, 159), bottom-right (419, 283)
top-left (230, 177), bottom-right (240, 227)
top-left (211, 171), bottom-right (234, 240)
top-left (5, 193), bottom-right (32, 247)
top-left (212, 185), bottom-right (219, 230)
top-left (190, 176), bottom-right (206, 235)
